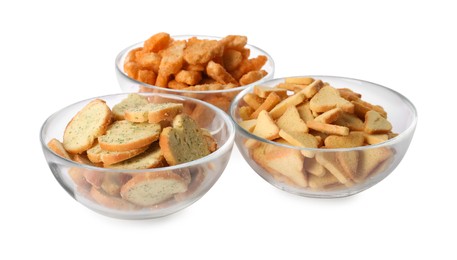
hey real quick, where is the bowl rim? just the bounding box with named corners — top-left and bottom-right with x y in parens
top-left (229, 75), bottom-right (418, 152)
top-left (114, 34), bottom-right (275, 94)
top-left (40, 92), bottom-right (236, 173)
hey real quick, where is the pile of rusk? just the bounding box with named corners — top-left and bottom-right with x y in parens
top-left (124, 32), bottom-right (268, 111)
top-left (48, 93), bottom-right (217, 210)
top-left (237, 77), bottom-right (396, 190)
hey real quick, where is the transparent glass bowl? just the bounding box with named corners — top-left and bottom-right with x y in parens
top-left (40, 93), bottom-right (235, 219)
top-left (230, 76), bottom-right (417, 198)
top-left (115, 35), bottom-right (275, 112)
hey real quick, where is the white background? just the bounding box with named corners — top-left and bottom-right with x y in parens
top-left (1, 0), bottom-right (455, 259)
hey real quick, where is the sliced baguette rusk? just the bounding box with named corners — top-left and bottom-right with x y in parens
top-left (124, 102), bottom-right (183, 123)
top-left (47, 138), bottom-right (71, 159)
top-left (106, 142), bottom-right (164, 170)
top-left (159, 114), bottom-right (211, 166)
top-left (120, 171), bottom-right (189, 206)
top-left (112, 93), bottom-right (149, 120)
top-left (63, 99), bottom-right (112, 154)
top-left (90, 186), bottom-right (138, 210)
top-left (87, 143), bottom-right (148, 165)
top-left (98, 120), bottom-right (161, 152)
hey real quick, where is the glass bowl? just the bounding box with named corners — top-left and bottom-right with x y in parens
top-left (230, 75), bottom-right (417, 198)
top-left (115, 35), bottom-right (275, 112)
top-left (40, 93), bottom-right (235, 219)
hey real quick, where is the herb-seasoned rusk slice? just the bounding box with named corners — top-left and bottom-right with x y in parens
top-left (201, 128), bottom-right (218, 153)
top-left (124, 102), bottom-right (183, 123)
top-left (160, 114), bottom-right (211, 166)
top-left (90, 186), bottom-right (138, 211)
top-left (112, 93), bottom-right (149, 120)
top-left (87, 143), bottom-right (148, 166)
top-left (120, 171), bottom-right (189, 206)
top-left (98, 120), bottom-right (161, 152)
top-left (63, 99), bottom-right (112, 154)
top-left (47, 138), bottom-right (71, 159)
top-left (106, 143), bottom-right (164, 169)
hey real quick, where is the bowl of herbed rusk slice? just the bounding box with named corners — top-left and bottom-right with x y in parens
top-left (115, 32), bottom-right (275, 112)
top-left (230, 75), bottom-right (417, 198)
top-left (40, 93), bottom-right (235, 219)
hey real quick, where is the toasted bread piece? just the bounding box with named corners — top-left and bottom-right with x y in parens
top-left (242, 93), bottom-right (265, 110)
top-left (250, 92), bottom-right (282, 119)
top-left (264, 145), bottom-right (307, 187)
top-left (276, 106), bottom-right (308, 133)
top-left (309, 85), bottom-right (354, 114)
top-left (174, 168), bottom-right (205, 201)
top-left (308, 172), bottom-right (340, 190)
top-left (238, 106), bottom-right (254, 120)
top-left (238, 119), bottom-right (257, 132)
top-left (269, 91), bottom-right (306, 119)
top-left (333, 112), bottom-right (364, 131)
top-left (159, 114), bottom-right (211, 166)
top-left (201, 128), bottom-right (218, 153)
top-left (253, 85), bottom-right (288, 99)
top-left (63, 99), bottom-right (112, 154)
top-left (112, 93), bottom-right (149, 120)
top-left (324, 131), bottom-right (365, 148)
top-left (100, 173), bottom-right (131, 196)
top-left (87, 143), bottom-right (148, 166)
top-left (98, 120), bottom-right (161, 152)
top-left (47, 138), bottom-right (71, 159)
top-left (295, 79), bottom-right (323, 98)
top-left (313, 107), bottom-right (342, 124)
top-left (336, 151), bottom-right (359, 180)
top-left (284, 77), bottom-right (314, 85)
top-left (239, 70), bottom-right (268, 86)
top-left (304, 157), bottom-right (327, 177)
top-left (90, 186), bottom-right (138, 210)
top-left (206, 60), bottom-right (238, 85)
top-left (364, 133), bottom-right (389, 145)
top-left (338, 88), bottom-right (361, 101)
top-left (315, 152), bottom-right (352, 185)
top-left (296, 102), bottom-right (315, 123)
top-left (106, 142), bottom-right (164, 170)
top-left (124, 102), bottom-right (183, 123)
top-left (120, 171), bottom-right (189, 206)
top-left (364, 110), bottom-right (392, 134)
top-left (278, 129), bottom-right (318, 158)
top-left (355, 147), bottom-right (393, 182)
top-left (252, 110), bottom-right (280, 140)
top-left (307, 121), bottom-right (350, 136)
